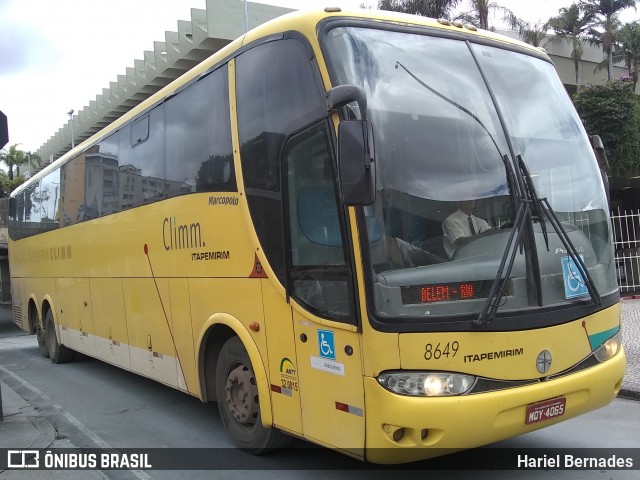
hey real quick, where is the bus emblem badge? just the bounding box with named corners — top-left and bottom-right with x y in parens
top-left (536, 350), bottom-right (552, 374)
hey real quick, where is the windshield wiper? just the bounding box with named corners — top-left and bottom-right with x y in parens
top-left (475, 155), bottom-right (602, 326)
top-left (394, 61), bottom-right (601, 322)
top-left (519, 155), bottom-right (601, 308)
top-left (395, 61), bottom-right (506, 160)
top-left (474, 193), bottom-right (531, 326)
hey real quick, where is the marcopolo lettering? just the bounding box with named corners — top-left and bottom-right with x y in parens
top-left (208, 195), bottom-right (239, 206)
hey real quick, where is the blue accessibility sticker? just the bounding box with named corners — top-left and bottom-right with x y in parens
top-left (561, 255), bottom-right (588, 299)
top-left (317, 329), bottom-right (335, 360)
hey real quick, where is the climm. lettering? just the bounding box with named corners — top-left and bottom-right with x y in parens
top-left (163, 217), bottom-right (203, 250)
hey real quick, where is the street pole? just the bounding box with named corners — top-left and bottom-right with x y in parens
top-left (68, 109), bottom-right (75, 149)
top-left (244, 0), bottom-right (248, 32)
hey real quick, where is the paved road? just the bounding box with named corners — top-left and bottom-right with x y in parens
top-left (1, 304), bottom-right (639, 479)
top-left (621, 299), bottom-right (640, 397)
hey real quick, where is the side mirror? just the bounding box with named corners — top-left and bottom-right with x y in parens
top-left (337, 120), bottom-right (376, 206)
top-left (0, 110), bottom-right (8, 149)
top-left (590, 134), bottom-right (609, 170)
top-left (8, 197), bottom-right (15, 219)
top-left (590, 134), bottom-right (610, 206)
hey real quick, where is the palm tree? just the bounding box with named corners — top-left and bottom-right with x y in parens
top-left (378, 0), bottom-right (461, 19)
top-left (550, 4), bottom-right (596, 91)
top-left (518, 20), bottom-right (551, 47)
top-left (23, 151), bottom-right (42, 178)
top-left (0, 143), bottom-right (27, 181)
top-left (456, 0), bottom-right (518, 30)
top-left (613, 21), bottom-right (640, 88)
top-left (580, 0), bottom-right (638, 80)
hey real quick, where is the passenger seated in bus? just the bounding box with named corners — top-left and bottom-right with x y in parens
top-left (443, 198), bottom-right (492, 258)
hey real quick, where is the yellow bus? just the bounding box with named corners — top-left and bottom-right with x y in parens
top-left (8, 8), bottom-right (625, 464)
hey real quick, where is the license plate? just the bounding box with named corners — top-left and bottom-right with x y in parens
top-left (525, 397), bottom-right (566, 425)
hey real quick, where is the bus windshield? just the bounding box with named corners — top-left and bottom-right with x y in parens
top-left (323, 26), bottom-right (617, 324)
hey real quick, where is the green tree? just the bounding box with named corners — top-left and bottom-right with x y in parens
top-left (613, 21), bottom-right (640, 89)
top-left (550, 4), bottom-right (596, 91)
top-left (573, 80), bottom-right (640, 176)
top-left (378, 0), bottom-right (461, 18)
top-left (580, 0), bottom-right (638, 80)
top-left (0, 143), bottom-right (27, 180)
top-left (0, 169), bottom-right (25, 195)
top-left (0, 143), bottom-right (36, 192)
top-left (517, 20), bottom-right (551, 47)
top-left (456, 0), bottom-right (518, 30)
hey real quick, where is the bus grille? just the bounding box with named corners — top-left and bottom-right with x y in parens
top-left (12, 305), bottom-right (22, 328)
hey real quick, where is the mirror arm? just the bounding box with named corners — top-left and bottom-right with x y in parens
top-left (326, 85), bottom-right (368, 121)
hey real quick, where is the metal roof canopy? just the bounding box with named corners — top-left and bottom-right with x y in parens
top-left (35, 0), bottom-right (293, 166)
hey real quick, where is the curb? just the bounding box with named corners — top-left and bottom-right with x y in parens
top-left (619, 388), bottom-right (640, 401)
top-left (28, 415), bottom-right (57, 449)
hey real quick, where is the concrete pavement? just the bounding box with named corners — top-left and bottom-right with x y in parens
top-left (621, 298), bottom-right (640, 399)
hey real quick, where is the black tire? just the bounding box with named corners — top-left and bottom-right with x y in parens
top-left (215, 336), bottom-right (290, 453)
top-left (36, 321), bottom-right (49, 358)
top-left (45, 310), bottom-right (73, 364)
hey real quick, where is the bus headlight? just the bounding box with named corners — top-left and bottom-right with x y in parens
top-left (594, 330), bottom-right (623, 363)
top-left (377, 372), bottom-right (476, 396)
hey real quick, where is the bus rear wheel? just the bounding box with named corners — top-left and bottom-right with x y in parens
top-left (215, 336), bottom-right (289, 453)
top-left (45, 310), bottom-right (73, 364)
top-left (37, 324), bottom-right (49, 358)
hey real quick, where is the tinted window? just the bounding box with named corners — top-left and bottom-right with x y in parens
top-left (128, 107), bottom-right (165, 205)
top-left (131, 116), bottom-right (149, 146)
top-left (9, 171), bottom-right (61, 240)
top-left (285, 122), bottom-right (354, 320)
top-left (165, 64), bottom-right (235, 197)
top-left (236, 39), bottom-right (326, 283)
top-left (10, 61), bottom-right (238, 240)
top-left (39, 169), bottom-right (60, 230)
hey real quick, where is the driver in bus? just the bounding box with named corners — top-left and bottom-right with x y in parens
top-left (442, 197), bottom-right (491, 259)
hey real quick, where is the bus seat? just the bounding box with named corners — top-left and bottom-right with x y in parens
top-left (298, 187), bottom-right (382, 247)
top-left (298, 187), bottom-right (342, 247)
top-left (387, 207), bottom-right (427, 245)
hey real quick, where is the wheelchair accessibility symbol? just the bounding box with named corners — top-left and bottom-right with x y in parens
top-left (561, 255), bottom-right (588, 299)
top-left (318, 329), bottom-right (335, 360)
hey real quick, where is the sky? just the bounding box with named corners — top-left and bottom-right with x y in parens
top-left (0, 0), bottom-right (639, 155)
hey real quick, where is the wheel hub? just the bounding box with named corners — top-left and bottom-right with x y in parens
top-left (224, 364), bottom-right (258, 426)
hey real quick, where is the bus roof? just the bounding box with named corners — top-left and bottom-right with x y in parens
top-left (12, 8), bottom-right (545, 197)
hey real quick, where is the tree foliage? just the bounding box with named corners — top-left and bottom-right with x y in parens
top-left (573, 79), bottom-right (640, 176)
top-left (455, 0), bottom-right (518, 30)
top-left (378, 0), bottom-right (461, 19)
top-left (0, 143), bottom-right (41, 193)
top-left (613, 21), bottom-right (640, 89)
top-left (517, 20), bottom-right (551, 47)
top-left (580, 0), bottom-right (638, 80)
top-left (550, 4), bottom-right (596, 90)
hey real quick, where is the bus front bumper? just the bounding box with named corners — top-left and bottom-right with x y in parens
top-left (363, 347), bottom-right (626, 464)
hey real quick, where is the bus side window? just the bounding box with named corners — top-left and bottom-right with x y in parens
top-left (165, 64), bottom-right (235, 197)
top-left (285, 122), bottom-right (355, 321)
top-left (236, 38), bottom-right (326, 285)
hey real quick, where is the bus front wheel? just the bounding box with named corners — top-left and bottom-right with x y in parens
top-left (45, 310), bottom-right (73, 364)
top-left (215, 336), bottom-right (289, 453)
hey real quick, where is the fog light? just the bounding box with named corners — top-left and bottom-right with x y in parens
top-left (378, 371), bottom-right (476, 396)
top-left (594, 330), bottom-right (622, 362)
top-left (393, 428), bottom-right (405, 442)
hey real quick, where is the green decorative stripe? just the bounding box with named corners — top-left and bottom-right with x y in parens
top-left (589, 326), bottom-right (619, 351)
